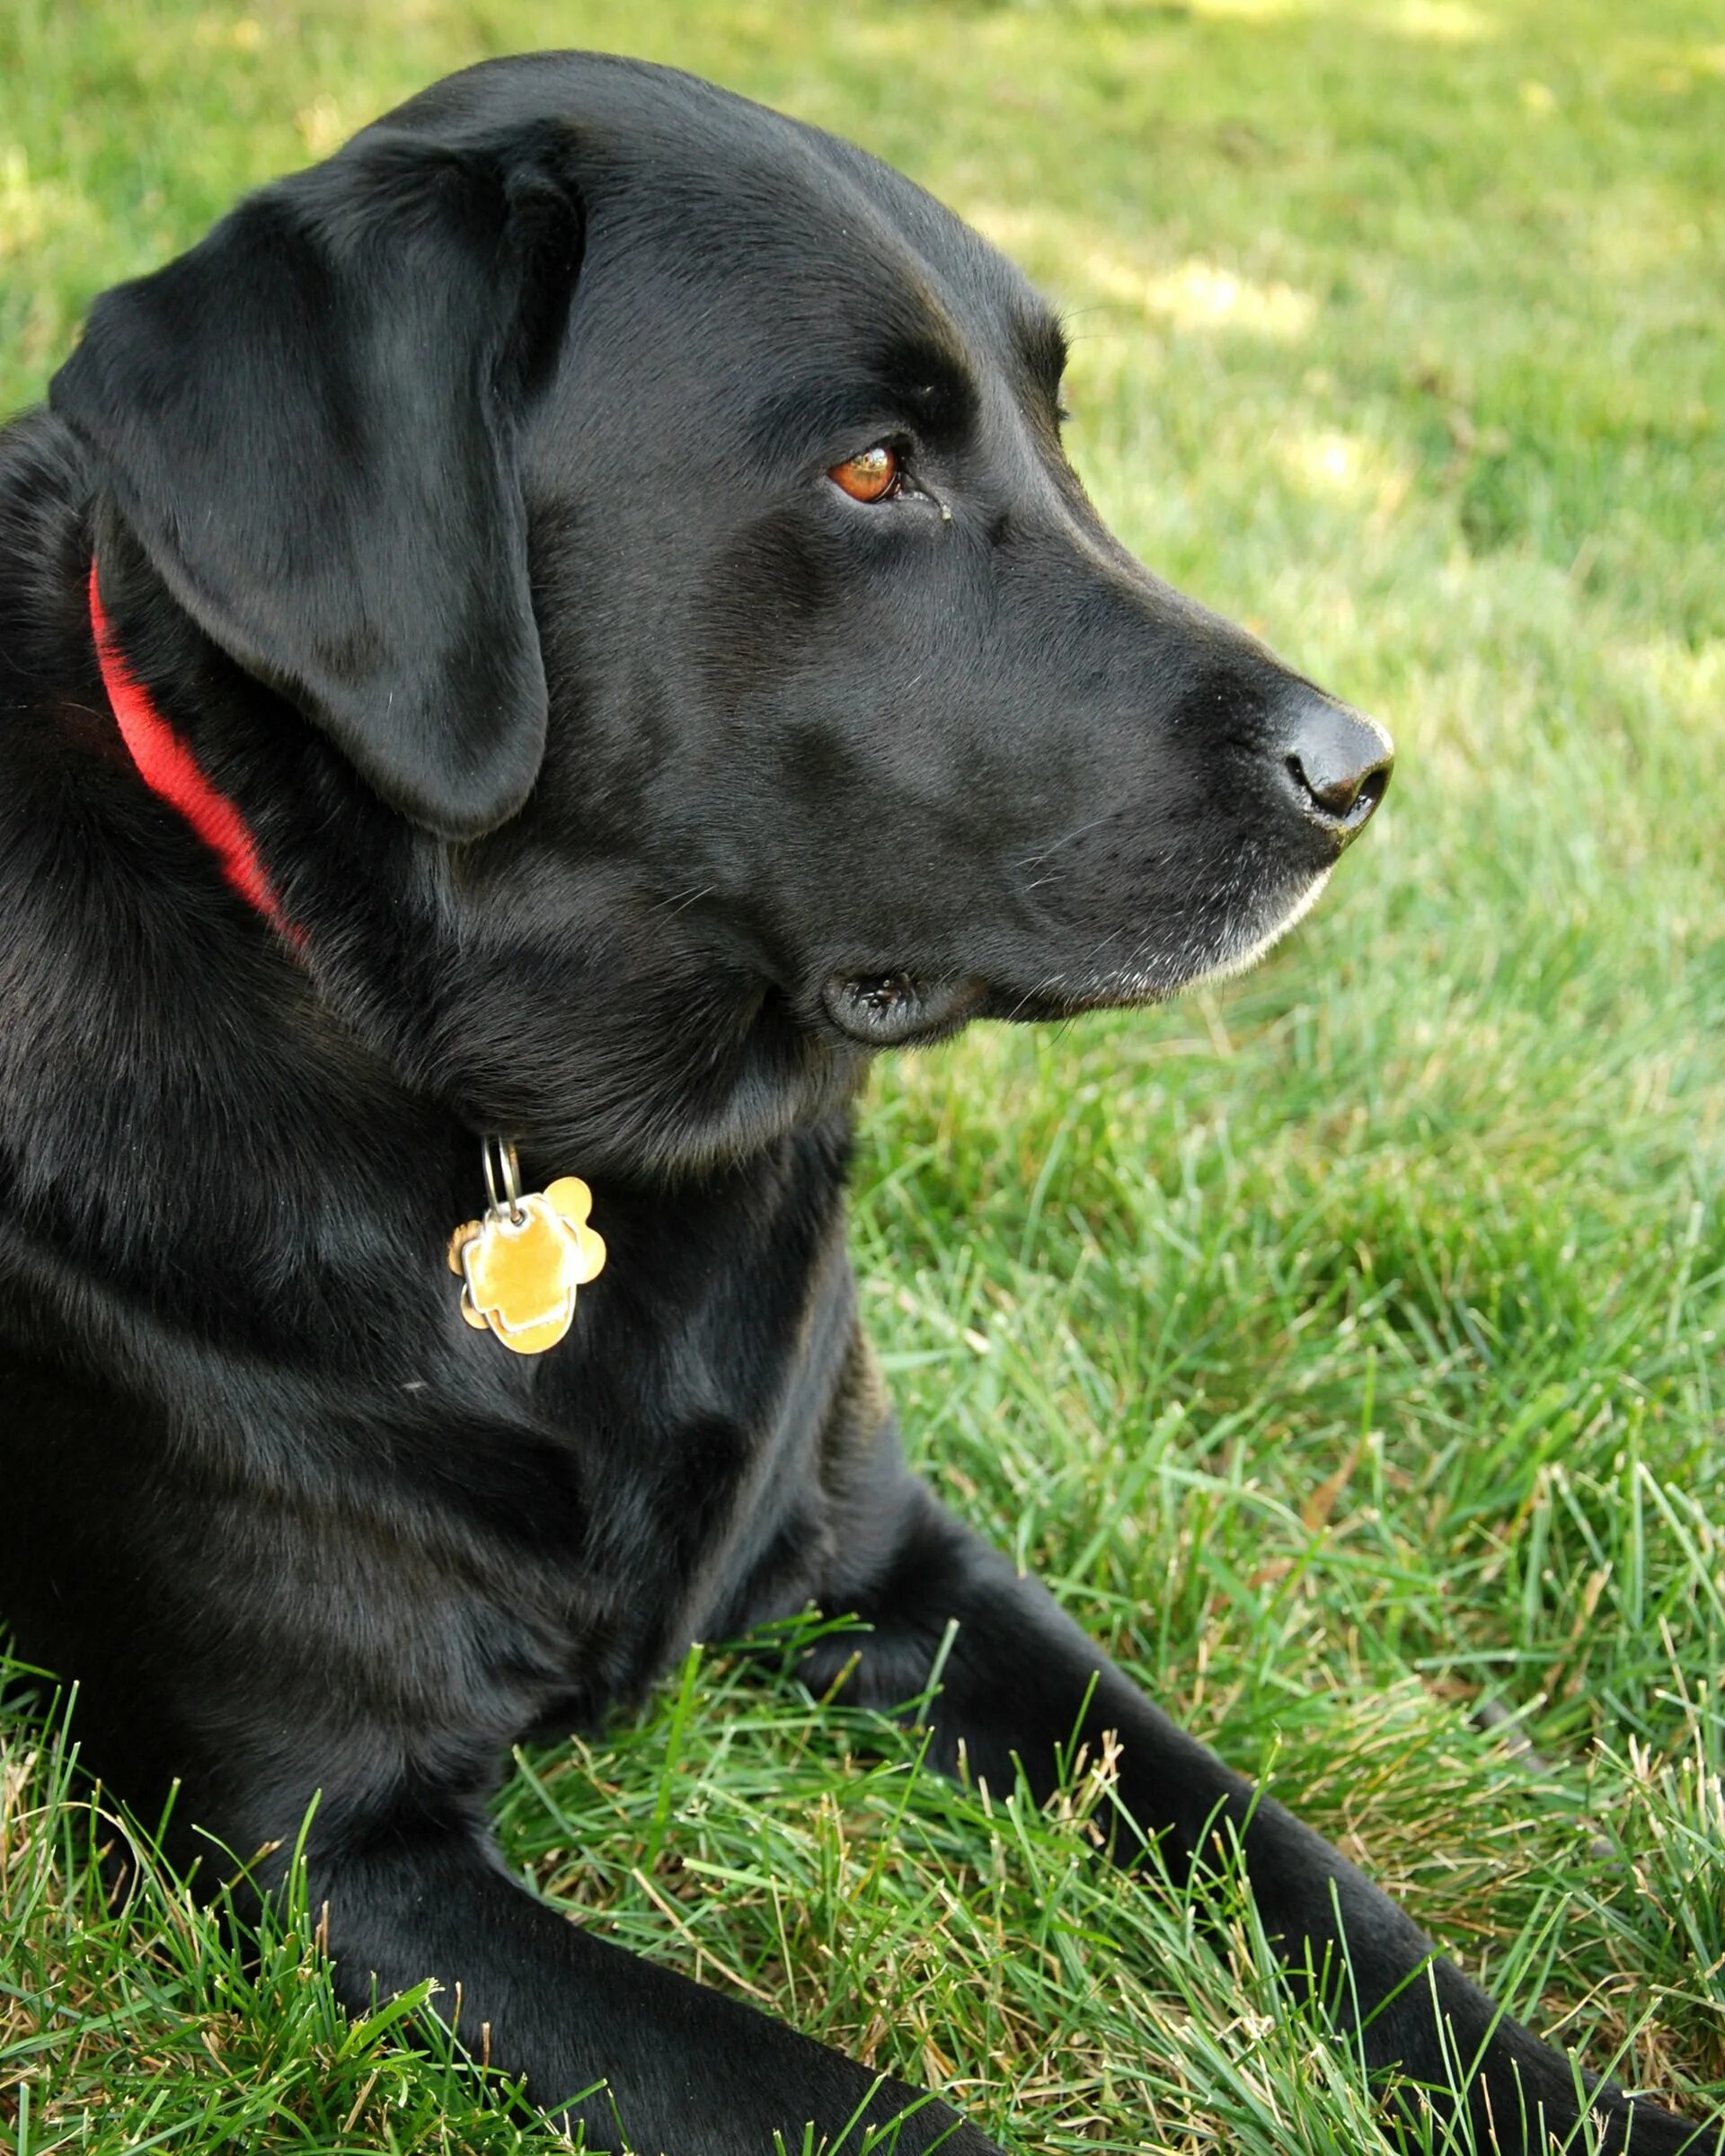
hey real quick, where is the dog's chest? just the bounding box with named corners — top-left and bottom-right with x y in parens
top-left (519, 1210), bottom-right (864, 1717)
top-left (366, 1127), bottom-right (873, 1740)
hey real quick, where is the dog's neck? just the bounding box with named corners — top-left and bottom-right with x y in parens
top-left (72, 490), bottom-right (862, 1196)
top-left (89, 556), bottom-right (296, 942)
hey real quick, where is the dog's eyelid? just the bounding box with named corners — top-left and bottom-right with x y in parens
top-left (834, 423), bottom-right (916, 462)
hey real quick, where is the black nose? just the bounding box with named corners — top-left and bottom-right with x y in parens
top-left (1279, 694), bottom-right (1393, 845)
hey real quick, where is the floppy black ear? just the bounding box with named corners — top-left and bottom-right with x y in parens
top-left (51, 126), bottom-right (582, 839)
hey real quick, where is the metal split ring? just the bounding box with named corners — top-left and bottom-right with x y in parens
top-left (482, 1135), bottom-right (526, 1224)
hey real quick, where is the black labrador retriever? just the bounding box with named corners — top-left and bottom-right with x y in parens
top-left (0, 50), bottom-right (1703, 2156)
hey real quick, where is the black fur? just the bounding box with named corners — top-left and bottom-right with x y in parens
top-left (0, 52), bottom-right (1703, 2155)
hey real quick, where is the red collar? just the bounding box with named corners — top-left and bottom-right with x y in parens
top-left (90, 559), bottom-right (294, 938)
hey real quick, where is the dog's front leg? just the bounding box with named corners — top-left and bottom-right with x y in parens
top-left (313, 1817), bottom-right (1001, 2155)
top-left (807, 1482), bottom-right (1709, 2155)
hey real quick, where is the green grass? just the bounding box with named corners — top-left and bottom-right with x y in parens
top-left (3, 1), bottom-right (1722, 2150)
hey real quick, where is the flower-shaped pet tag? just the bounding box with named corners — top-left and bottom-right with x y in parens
top-left (447, 1165), bottom-right (606, 1356)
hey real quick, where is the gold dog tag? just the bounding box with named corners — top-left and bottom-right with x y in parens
top-left (447, 1141), bottom-right (606, 1356)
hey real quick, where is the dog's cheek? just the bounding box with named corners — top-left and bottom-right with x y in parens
top-left (693, 512), bottom-right (845, 712)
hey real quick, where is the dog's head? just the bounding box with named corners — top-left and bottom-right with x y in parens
top-left (52, 54), bottom-right (1390, 1179)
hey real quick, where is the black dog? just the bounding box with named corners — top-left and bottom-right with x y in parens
top-left (0, 51), bottom-right (1703, 2155)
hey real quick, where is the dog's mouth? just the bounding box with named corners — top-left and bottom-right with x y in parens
top-left (819, 870), bottom-right (1336, 1051)
top-left (821, 973), bottom-right (990, 1048)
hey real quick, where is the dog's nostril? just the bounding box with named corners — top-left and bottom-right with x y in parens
top-left (1280, 698), bottom-right (1393, 844)
top-left (1350, 762), bottom-right (1390, 818)
top-left (1287, 751), bottom-right (1376, 819)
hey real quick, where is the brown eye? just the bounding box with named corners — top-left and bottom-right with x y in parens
top-left (828, 444), bottom-right (899, 502)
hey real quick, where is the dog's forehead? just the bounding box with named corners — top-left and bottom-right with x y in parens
top-left (383, 49), bottom-right (1052, 372)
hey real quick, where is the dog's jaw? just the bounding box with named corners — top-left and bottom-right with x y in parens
top-left (1062, 862), bottom-right (1338, 1013)
top-left (803, 857), bottom-right (1340, 1050)
top-left (1199, 863), bottom-right (1335, 987)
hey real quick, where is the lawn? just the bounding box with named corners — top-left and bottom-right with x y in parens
top-left (2, 2), bottom-right (1722, 2151)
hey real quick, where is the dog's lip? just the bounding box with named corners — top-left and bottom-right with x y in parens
top-left (820, 972), bottom-right (989, 1048)
top-left (817, 865), bottom-right (1337, 1047)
